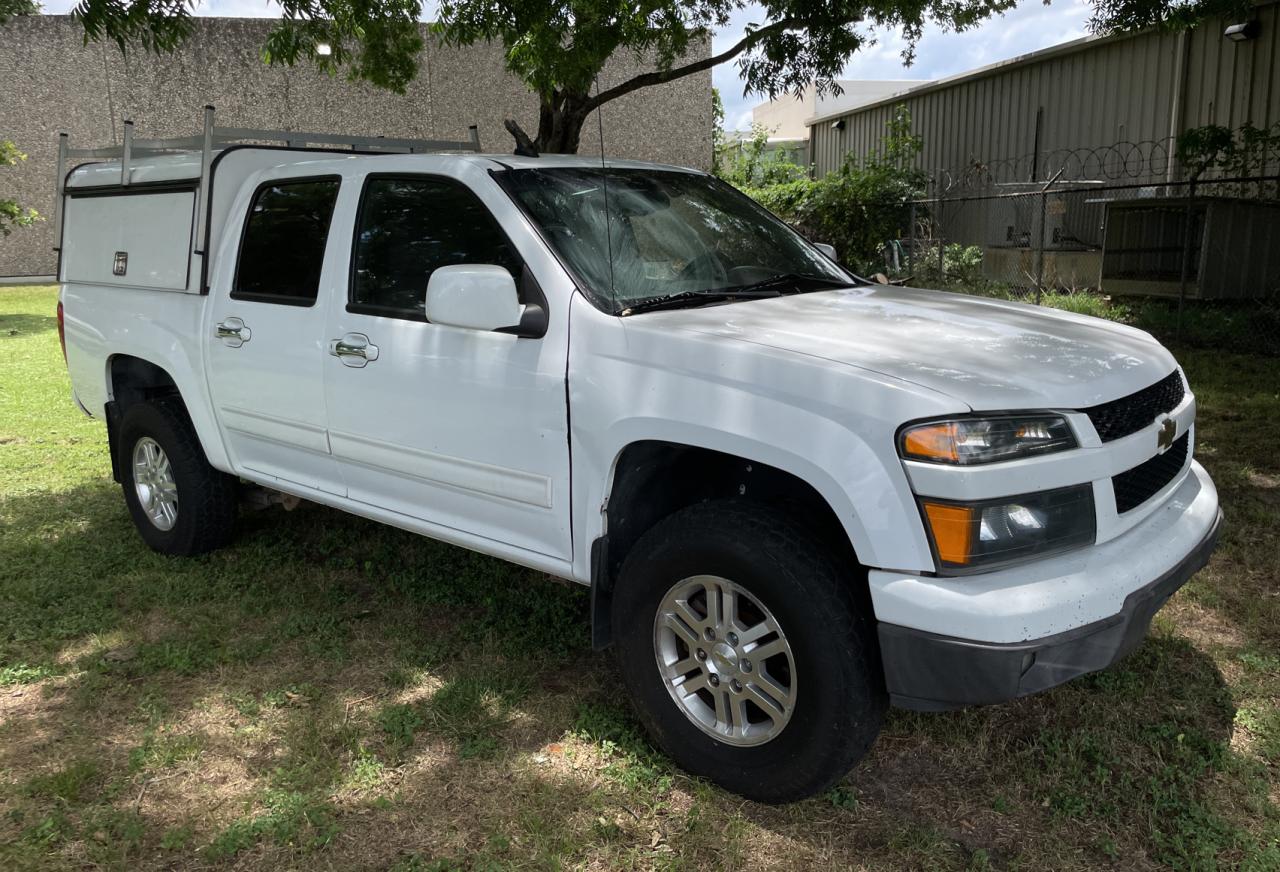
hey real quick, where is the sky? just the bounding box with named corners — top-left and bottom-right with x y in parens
top-left (39, 0), bottom-right (1096, 130)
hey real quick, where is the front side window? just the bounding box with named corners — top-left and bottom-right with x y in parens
top-left (496, 168), bottom-right (850, 313)
top-left (351, 176), bottom-right (521, 319)
top-left (233, 178), bottom-right (340, 305)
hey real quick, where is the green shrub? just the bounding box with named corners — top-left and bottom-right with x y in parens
top-left (716, 123), bottom-right (809, 189)
top-left (728, 106), bottom-right (927, 275)
top-left (1, 140), bottom-right (40, 237)
top-left (918, 243), bottom-right (985, 286)
top-left (740, 178), bottom-right (817, 221)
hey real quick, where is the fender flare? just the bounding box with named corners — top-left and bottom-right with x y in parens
top-left (103, 352), bottom-right (232, 473)
top-left (584, 431), bottom-right (894, 651)
top-left (586, 423), bottom-right (884, 569)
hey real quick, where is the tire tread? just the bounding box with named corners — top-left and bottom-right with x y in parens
top-left (119, 397), bottom-right (237, 556)
top-left (612, 499), bottom-right (886, 803)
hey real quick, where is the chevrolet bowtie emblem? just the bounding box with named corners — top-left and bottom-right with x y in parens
top-left (1157, 417), bottom-right (1177, 452)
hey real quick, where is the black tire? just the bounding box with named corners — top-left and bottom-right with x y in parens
top-left (611, 499), bottom-right (886, 803)
top-left (118, 397), bottom-right (237, 556)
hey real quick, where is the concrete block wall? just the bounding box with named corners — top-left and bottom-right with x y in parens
top-left (0, 16), bottom-right (712, 277)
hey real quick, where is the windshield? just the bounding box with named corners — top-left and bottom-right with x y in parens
top-left (498, 167), bottom-right (851, 313)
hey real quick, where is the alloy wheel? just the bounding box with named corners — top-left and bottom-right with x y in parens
top-left (132, 436), bottom-right (179, 531)
top-left (653, 574), bottom-right (796, 746)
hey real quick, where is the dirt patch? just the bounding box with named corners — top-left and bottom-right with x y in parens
top-left (1165, 598), bottom-right (1249, 653)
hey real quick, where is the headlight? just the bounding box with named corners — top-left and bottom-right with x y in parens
top-left (899, 415), bottom-right (1076, 465)
top-left (919, 485), bottom-right (1095, 573)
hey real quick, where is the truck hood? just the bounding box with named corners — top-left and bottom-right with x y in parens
top-left (638, 285), bottom-right (1177, 411)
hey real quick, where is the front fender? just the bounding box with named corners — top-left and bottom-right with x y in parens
top-left (567, 296), bottom-right (965, 583)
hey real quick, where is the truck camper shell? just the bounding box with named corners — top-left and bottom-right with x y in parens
top-left (55, 107), bottom-right (483, 295)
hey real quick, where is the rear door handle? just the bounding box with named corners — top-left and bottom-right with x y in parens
top-left (215, 317), bottom-right (251, 347)
top-left (329, 333), bottom-right (379, 367)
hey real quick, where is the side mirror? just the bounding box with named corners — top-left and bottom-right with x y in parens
top-left (813, 242), bottom-right (838, 261)
top-left (425, 265), bottom-right (530, 334)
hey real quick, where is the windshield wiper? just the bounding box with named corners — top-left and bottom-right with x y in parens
top-left (730, 272), bottom-right (857, 295)
top-left (619, 273), bottom-right (855, 316)
top-left (620, 288), bottom-right (783, 315)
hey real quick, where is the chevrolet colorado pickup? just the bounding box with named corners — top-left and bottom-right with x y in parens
top-left (56, 128), bottom-right (1221, 802)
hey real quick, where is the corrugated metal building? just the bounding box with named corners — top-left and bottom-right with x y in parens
top-left (807, 0), bottom-right (1280, 185)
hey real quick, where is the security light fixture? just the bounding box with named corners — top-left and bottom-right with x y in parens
top-left (831, 119), bottom-right (846, 131)
top-left (1224, 20), bottom-right (1261, 41)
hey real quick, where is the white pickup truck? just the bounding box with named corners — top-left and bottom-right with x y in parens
top-left (56, 120), bottom-right (1222, 803)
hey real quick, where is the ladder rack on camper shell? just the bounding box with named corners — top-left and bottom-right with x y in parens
top-left (53, 105), bottom-right (482, 263)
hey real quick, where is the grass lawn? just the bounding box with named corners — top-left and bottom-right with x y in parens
top-left (2, 283), bottom-right (1278, 870)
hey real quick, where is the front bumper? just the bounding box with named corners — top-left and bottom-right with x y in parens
top-left (876, 462), bottom-right (1222, 711)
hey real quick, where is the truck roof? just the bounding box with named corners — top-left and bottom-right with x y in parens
top-left (65, 149), bottom-right (702, 189)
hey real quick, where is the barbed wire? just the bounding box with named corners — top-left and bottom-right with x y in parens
top-left (924, 138), bottom-right (1280, 196)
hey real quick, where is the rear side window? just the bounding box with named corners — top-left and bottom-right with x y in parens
top-left (350, 176), bottom-right (521, 319)
top-left (233, 178), bottom-right (341, 305)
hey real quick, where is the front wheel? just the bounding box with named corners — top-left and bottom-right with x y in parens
top-left (118, 398), bottom-right (237, 556)
top-left (611, 500), bottom-right (886, 803)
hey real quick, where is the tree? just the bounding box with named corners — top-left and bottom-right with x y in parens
top-left (0, 0), bottom-right (40, 25)
top-left (65, 0), bottom-right (1230, 156)
top-left (1087, 0), bottom-right (1251, 33)
top-left (1, 141), bottom-right (40, 237)
top-left (718, 123), bottom-right (808, 188)
top-left (710, 87), bottom-right (725, 173)
top-left (733, 105), bottom-right (927, 273)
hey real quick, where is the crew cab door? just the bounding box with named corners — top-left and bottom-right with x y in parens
top-left (320, 172), bottom-right (572, 561)
top-left (205, 174), bottom-right (346, 495)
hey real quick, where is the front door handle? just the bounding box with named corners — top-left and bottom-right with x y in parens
top-left (329, 333), bottom-right (379, 368)
top-left (215, 317), bottom-right (251, 347)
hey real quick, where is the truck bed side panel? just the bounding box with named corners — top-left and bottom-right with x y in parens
top-left (61, 283), bottom-right (231, 471)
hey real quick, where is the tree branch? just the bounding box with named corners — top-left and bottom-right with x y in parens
top-left (504, 118), bottom-right (540, 156)
top-left (586, 16), bottom-right (801, 111)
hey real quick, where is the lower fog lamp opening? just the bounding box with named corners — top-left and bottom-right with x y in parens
top-left (920, 484), bottom-right (1096, 574)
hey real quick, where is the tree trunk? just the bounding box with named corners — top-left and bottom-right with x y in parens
top-left (508, 16), bottom-right (808, 156)
top-left (505, 89), bottom-right (594, 155)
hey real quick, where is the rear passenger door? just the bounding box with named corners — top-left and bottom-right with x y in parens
top-left (205, 174), bottom-right (346, 495)
top-left (321, 172), bottom-right (572, 561)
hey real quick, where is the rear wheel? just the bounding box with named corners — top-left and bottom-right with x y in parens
top-left (118, 398), bottom-right (237, 556)
top-left (612, 500), bottom-right (886, 803)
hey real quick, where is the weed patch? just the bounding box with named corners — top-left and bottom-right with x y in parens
top-left (573, 700), bottom-right (674, 793)
top-left (25, 760), bottom-right (100, 803)
top-left (205, 790), bottom-right (339, 859)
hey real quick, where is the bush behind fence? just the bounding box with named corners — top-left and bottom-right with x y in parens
top-left (854, 175), bottom-right (1280, 356)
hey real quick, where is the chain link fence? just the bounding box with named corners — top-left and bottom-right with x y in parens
top-left (865, 166), bottom-right (1280, 355)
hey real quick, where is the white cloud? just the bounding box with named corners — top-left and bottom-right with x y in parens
top-left (201, 0), bottom-right (283, 16)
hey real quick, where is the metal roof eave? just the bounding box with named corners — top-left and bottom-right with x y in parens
top-left (803, 30), bottom-right (1129, 128)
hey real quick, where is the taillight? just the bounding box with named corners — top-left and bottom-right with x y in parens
top-left (57, 299), bottom-right (67, 363)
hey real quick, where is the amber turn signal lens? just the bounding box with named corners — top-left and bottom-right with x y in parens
top-left (922, 502), bottom-right (975, 565)
top-left (919, 486), bottom-right (1095, 574)
top-left (901, 423), bottom-right (960, 463)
